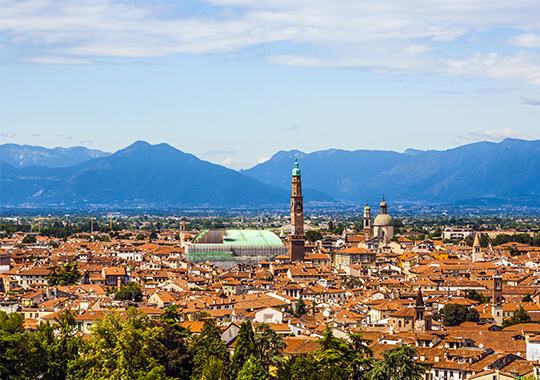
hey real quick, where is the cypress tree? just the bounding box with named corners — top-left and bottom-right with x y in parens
top-left (230, 321), bottom-right (257, 377)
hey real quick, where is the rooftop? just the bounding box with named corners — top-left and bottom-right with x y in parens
top-left (192, 229), bottom-right (284, 247)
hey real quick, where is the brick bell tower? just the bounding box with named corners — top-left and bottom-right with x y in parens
top-left (289, 154), bottom-right (305, 261)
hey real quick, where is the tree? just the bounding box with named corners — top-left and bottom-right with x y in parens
top-left (160, 304), bottom-right (183, 329)
top-left (254, 323), bottom-right (286, 374)
top-left (434, 303), bottom-right (479, 326)
top-left (532, 234), bottom-right (540, 247)
top-left (502, 305), bottom-right (530, 328)
top-left (46, 262), bottom-right (81, 286)
top-left (114, 282), bottom-right (143, 302)
top-left (190, 319), bottom-right (228, 380)
top-left (327, 220), bottom-right (334, 232)
top-left (71, 308), bottom-right (171, 380)
top-left (522, 294), bottom-right (533, 303)
top-left (28, 309), bottom-right (83, 380)
top-left (310, 327), bottom-right (373, 380)
top-left (150, 321), bottom-right (192, 380)
top-left (0, 311), bottom-right (30, 379)
top-left (466, 289), bottom-right (488, 304)
top-left (22, 235), bottom-right (37, 244)
top-left (237, 354), bottom-right (266, 380)
top-left (230, 321), bottom-right (257, 378)
top-left (305, 230), bottom-right (323, 242)
top-left (276, 354), bottom-right (320, 380)
top-left (294, 298), bottom-right (306, 318)
top-left (366, 345), bottom-right (428, 380)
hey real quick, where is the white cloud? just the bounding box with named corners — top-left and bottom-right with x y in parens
top-left (197, 150), bottom-right (237, 160)
top-left (1, 131), bottom-right (17, 138)
top-left (521, 97), bottom-right (540, 105)
top-left (220, 157), bottom-right (253, 170)
top-left (457, 128), bottom-right (535, 142)
top-left (2, 0), bottom-right (540, 83)
top-left (19, 56), bottom-right (98, 65)
top-left (505, 34), bottom-right (540, 49)
top-left (476, 87), bottom-right (540, 95)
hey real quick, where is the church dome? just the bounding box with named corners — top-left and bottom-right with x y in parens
top-left (373, 213), bottom-right (393, 227)
top-left (364, 204), bottom-right (370, 213)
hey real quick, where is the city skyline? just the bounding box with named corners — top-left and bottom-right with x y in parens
top-left (1, 0), bottom-right (539, 169)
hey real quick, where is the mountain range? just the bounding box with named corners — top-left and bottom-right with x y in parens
top-left (0, 143), bottom-right (110, 168)
top-left (243, 138), bottom-right (540, 205)
top-left (1, 139), bottom-right (539, 208)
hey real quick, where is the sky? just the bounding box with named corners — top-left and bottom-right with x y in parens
top-left (1, 0), bottom-right (539, 170)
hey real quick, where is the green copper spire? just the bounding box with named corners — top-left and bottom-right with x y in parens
top-left (364, 203), bottom-right (370, 213)
top-left (292, 154), bottom-right (301, 176)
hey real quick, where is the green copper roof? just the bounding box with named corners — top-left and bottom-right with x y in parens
top-left (364, 204), bottom-right (370, 212)
top-left (292, 154), bottom-right (301, 176)
top-left (222, 229), bottom-right (283, 247)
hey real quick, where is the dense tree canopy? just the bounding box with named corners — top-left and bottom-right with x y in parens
top-left (366, 345), bottom-right (428, 380)
top-left (501, 305), bottom-right (531, 328)
top-left (114, 282), bottom-right (144, 302)
top-left (466, 289), bottom-right (488, 304)
top-left (46, 263), bottom-right (82, 286)
top-left (305, 230), bottom-right (323, 242)
top-left (1, 308), bottom-right (429, 380)
top-left (433, 303), bottom-right (479, 326)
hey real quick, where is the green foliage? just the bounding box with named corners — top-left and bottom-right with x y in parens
top-left (0, 311), bottom-right (29, 379)
top-left (334, 224), bottom-right (345, 236)
top-left (533, 234), bottom-right (540, 247)
top-left (72, 308), bottom-right (173, 380)
top-left (237, 354), bottom-right (266, 380)
top-left (366, 345), bottom-right (428, 380)
top-left (522, 294), bottom-right (533, 303)
top-left (277, 327), bottom-right (373, 380)
top-left (466, 289), bottom-right (488, 304)
top-left (114, 281), bottom-right (143, 302)
top-left (22, 235), bottom-right (37, 244)
top-left (231, 321), bottom-right (257, 378)
top-left (434, 303), bottom-right (479, 326)
top-left (501, 305), bottom-right (530, 328)
top-left (160, 304), bottom-right (183, 329)
top-left (190, 319), bottom-right (228, 380)
top-left (150, 321), bottom-right (192, 379)
top-left (327, 220), bottom-right (334, 232)
top-left (254, 323), bottom-right (286, 373)
top-left (305, 230), bottom-right (323, 242)
top-left (46, 262), bottom-right (82, 286)
top-left (276, 354), bottom-right (320, 380)
top-left (294, 298), bottom-right (307, 318)
top-left (30, 310), bottom-right (83, 380)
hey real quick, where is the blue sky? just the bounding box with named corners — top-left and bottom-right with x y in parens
top-left (1, 0), bottom-right (539, 169)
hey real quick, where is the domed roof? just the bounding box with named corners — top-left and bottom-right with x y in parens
top-left (364, 204), bottom-right (370, 213)
top-left (373, 213), bottom-right (393, 226)
top-left (292, 155), bottom-right (301, 176)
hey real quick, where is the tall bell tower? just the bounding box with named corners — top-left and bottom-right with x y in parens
top-left (363, 203), bottom-right (372, 238)
top-left (289, 155), bottom-right (305, 261)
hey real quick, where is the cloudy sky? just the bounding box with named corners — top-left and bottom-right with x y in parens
top-left (1, 0), bottom-right (539, 169)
